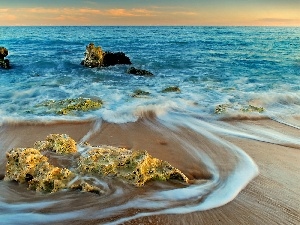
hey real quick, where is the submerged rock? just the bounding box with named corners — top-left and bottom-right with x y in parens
top-left (131, 89), bottom-right (151, 98)
top-left (0, 47), bottom-right (10, 69)
top-left (81, 43), bottom-right (131, 68)
top-left (127, 67), bottom-right (153, 76)
top-left (4, 134), bottom-right (189, 194)
top-left (78, 146), bottom-right (189, 186)
top-left (215, 104), bottom-right (229, 114)
top-left (240, 105), bottom-right (265, 113)
top-left (215, 103), bottom-right (265, 114)
top-left (36, 97), bottom-right (103, 115)
top-left (162, 86), bottom-right (181, 93)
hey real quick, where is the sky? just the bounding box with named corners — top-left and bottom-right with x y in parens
top-left (1, 0), bottom-right (300, 26)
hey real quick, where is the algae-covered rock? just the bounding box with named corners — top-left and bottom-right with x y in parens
top-left (37, 97), bottom-right (103, 115)
top-left (215, 103), bottom-right (265, 114)
top-left (34, 134), bottom-right (77, 154)
top-left (81, 43), bottom-right (131, 68)
top-left (162, 86), bottom-right (181, 93)
top-left (131, 89), bottom-right (151, 98)
top-left (4, 134), bottom-right (189, 194)
top-left (4, 148), bottom-right (76, 193)
top-left (240, 105), bottom-right (265, 113)
top-left (127, 67), bottom-right (153, 77)
top-left (78, 146), bottom-right (189, 186)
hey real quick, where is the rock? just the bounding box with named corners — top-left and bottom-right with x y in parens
top-left (4, 134), bottom-right (190, 194)
top-left (78, 146), bottom-right (189, 186)
top-left (4, 148), bottom-right (76, 193)
top-left (162, 86), bottom-right (181, 93)
top-left (81, 43), bottom-right (131, 68)
top-left (215, 104), bottom-right (229, 114)
top-left (240, 105), bottom-right (265, 113)
top-left (131, 89), bottom-right (151, 98)
top-left (127, 67), bottom-right (153, 76)
top-left (34, 134), bottom-right (77, 154)
top-left (0, 47), bottom-right (10, 69)
top-left (215, 103), bottom-right (265, 114)
top-left (36, 97), bottom-right (103, 115)
top-left (0, 47), bottom-right (8, 58)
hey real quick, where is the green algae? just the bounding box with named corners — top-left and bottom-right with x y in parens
top-left (37, 97), bottom-right (103, 115)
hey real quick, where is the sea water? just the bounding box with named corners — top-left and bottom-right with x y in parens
top-left (1, 26), bottom-right (300, 123)
top-left (0, 26), bottom-right (300, 224)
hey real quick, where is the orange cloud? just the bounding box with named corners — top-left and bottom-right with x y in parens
top-left (106, 8), bottom-right (155, 17)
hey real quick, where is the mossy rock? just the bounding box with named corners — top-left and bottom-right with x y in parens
top-left (240, 105), bottom-right (265, 113)
top-left (37, 97), bottom-right (103, 115)
top-left (4, 148), bottom-right (76, 193)
top-left (162, 86), bottom-right (181, 93)
top-left (34, 134), bottom-right (77, 154)
top-left (78, 146), bottom-right (189, 186)
top-left (131, 89), bottom-right (151, 98)
top-left (4, 134), bottom-right (189, 194)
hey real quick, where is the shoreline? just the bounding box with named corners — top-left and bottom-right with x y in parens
top-left (0, 118), bottom-right (299, 224)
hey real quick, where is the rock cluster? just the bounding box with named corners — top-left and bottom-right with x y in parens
top-left (81, 43), bottom-right (131, 68)
top-left (4, 134), bottom-right (189, 194)
top-left (0, 47), bottom-right (10, 69)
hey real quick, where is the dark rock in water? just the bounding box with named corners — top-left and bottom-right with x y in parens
top-left (162, 86), bottom-right (181, 93)
top-left (81, 43), bottom-right (131, 68)
top-left (131, 89), bottom-right (151, 98)
top-left (0, 47), bottom-right (10, 69)
top-left (127, 67), bottom-right (153, 76)
top-left (103, 51), bottom-right (132, 67)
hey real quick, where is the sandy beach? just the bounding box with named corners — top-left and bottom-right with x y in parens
top-left (0, 117), bottom-right (299, 225)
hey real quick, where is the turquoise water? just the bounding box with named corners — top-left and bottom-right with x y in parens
top-left (1, 26), bottom-right (300, 123)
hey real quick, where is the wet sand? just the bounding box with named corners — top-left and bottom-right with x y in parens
top-left (0, 118), bottom-right (299, 224)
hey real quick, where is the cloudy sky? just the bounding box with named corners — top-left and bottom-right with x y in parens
top-left (1, 0), bottom-right (300, 26)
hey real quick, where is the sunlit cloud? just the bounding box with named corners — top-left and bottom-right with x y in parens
top-left (0, 8), bottom-right (9, 13)
top-left (1, 5), bottom-right (300, 26)
top-left (106, 8), bottom-right (155, 17)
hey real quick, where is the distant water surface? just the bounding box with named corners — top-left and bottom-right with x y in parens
top-left (0, 26), bottom-right (300, 123)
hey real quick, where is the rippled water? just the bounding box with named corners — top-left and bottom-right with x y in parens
top-left (1, 26), bottom-right (300, 224)
top-left (1, 26), bottom-right (300, 122)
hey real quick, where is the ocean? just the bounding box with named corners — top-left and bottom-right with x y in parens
top-left (0, 26), bottom-right (300, 224)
